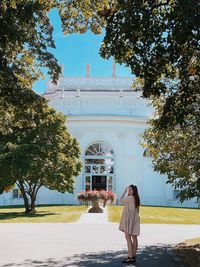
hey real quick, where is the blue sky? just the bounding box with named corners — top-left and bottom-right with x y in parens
top-left (33, 10), bottom-right (132, 94)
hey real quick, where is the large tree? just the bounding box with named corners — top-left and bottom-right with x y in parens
top-left (99, 0), bottom-right (200, 128)
top-left (0, 0), bottom-right (115, 98)
top-left (0, 1), bottom-right (84, 211)
top-left (143, 96), bottom-right (200, 203)
top-left (0, 0), bottom-right (61, 85)
top-left (0, 100), bottom-right (82, 213)
top-left (59, 0), bottom-right (200, 125)
top-left (93, 0), bottom-right (199, 201)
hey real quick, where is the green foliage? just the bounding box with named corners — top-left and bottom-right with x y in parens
top-left (59, 0), bottom-right (117, 34)
top-left (0, 0), bottom-right (60, 87)
top-left (72, 0), bottom-right (200, 203)
top-left (143, 96), bottom-right (200, 203)
top-left (98, 0), bottom-right (200, 127)
top-left (0, 100), bottom-right (82, 212)
top-left (0, 1), bottom-right (83, 213)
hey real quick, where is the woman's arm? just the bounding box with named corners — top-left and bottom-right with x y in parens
top-left (120, 187), bottom-right (128, 204)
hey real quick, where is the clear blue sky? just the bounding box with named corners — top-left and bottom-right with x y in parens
top-left (33, 10), bottom-right (132, 94)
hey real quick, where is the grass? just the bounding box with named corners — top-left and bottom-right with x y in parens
top-left (0, 205), bottom-right (87, 223)
top-left (185, 237), bottom-right (200, 245)
top-left (108, 205), bottom-right (200, 224)
top-left (0, 204), bottom-right (199, 224)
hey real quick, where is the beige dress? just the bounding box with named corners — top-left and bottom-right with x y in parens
top-left (119, 195), bottom-right (140, 236)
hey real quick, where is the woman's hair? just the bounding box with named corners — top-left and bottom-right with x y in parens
top-left (129, 185), bottom-right (140, 209)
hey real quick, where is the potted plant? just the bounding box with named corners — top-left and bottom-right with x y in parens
top-left (77, 190), bottom-right (116, 213)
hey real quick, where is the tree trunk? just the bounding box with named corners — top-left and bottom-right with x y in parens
top-left (17, 181), bottom-right (31, 213)
top-left (30, 185), bottom-right (41, 213)
top-left (30, 194), bottom-right (36, 213)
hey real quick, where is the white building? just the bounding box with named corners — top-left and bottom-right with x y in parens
top-left (0, 67), bottom-right (197, 208)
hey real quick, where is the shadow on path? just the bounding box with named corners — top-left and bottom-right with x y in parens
top-left (2, 245), bottom-right (184, 267)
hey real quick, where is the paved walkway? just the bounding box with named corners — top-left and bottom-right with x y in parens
top-left (77, 206), bottom-right (108, 224)
top-left (0, 209), bottom-right (200, 267)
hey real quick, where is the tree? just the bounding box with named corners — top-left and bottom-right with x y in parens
top-left (143, 96), bottom-right (200, 203)
top-left (59, 1), bottom-right (200, 126)
top-left (0, 100), bottom-right (82, 213)
top-left (0, 0), bottom-right (61, 86)
top-left (99, 0), bottom-right (200, 128)
top-left (91, 0), bottom-right (199, 202)
top-left (59, 0), bottom-right (117, 35)
top-left (0, 0), bottom-right (115, 98)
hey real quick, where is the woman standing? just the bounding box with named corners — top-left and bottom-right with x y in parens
top-left (119, 185), bottom-right (140, 263)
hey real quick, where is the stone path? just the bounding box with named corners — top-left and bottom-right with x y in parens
top-left (0, 223), bottom-right (199, 266)
top-left (1, 208), bottom-right (200, 267)
top-left (77, 206), bottom-right (108, 224)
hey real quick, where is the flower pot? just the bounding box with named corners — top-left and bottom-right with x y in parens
top-left (88, 199), bottom-right (103, 213)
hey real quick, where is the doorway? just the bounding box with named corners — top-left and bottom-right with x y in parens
top-left (92, 176), bottom-right (107, 190)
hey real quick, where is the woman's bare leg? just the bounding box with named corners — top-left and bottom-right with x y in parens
top-left (131, 235), bottom-right (138, 256)
top-left (125, 232), bottom-right (134, 258)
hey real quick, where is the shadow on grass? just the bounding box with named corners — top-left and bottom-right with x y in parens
top-left (1, 246), bottom-right (184, 267)
top-left (0, 204), bottom-right (77, 209)
top-left (0, 212), bottom-right (57, 221)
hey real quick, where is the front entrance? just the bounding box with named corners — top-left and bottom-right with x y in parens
top-left (92, 176), bottom-right (107, 190)
top-left (84, 142), bottom-right (115, 191)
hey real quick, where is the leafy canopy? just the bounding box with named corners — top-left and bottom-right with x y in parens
top-left (143, 96), bottom-right (200, 203)
top-left (99, 0), bottom-right (200, 127)
top-left (0, 100), bottom-right (82, 211)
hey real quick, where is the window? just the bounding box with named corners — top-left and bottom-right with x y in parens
top-left (85, 165), bottom-right (91, 173)
top-left (100, 166), bottom-right (106, 174)
top-left (85, 143), bottom-right (114, 156)
top-left (84, 142), bottom-right (115, 191)
top-left (173, 190), bottom-right (180, 200)
top-left (85, 175), bottom-right (91, 191)
top-left (12, 189), bottom-right (18, 199)
top-left (107, 176), bottom-right (113, 191)
top-left (12, 189), bottom-right (23, 199)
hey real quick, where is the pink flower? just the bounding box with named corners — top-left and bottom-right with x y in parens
top-left (77, 190), bottom-right (116, 203)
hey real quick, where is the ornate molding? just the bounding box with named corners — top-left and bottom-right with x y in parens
top-left (59, 97), bottom-right (138, 107)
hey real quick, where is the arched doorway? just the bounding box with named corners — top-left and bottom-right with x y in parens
top-left (84, 142), bottom-right (115, 191)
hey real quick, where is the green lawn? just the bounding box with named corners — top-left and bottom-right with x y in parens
top-left (0, 205), bottom-right (87, 223)
top-left (184, 237), bottom-right (200, 245)
top-left (108, 205), bottom-right (200, 224)
top-left (1, 205), bottom-right (199, 224)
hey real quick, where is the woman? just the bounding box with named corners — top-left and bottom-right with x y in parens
top-left (119, 185), bottom-right (140, 263)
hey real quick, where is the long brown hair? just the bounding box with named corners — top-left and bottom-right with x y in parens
top-left (129, 185), bottom-right (140, 209)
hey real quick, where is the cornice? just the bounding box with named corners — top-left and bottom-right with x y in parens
top-left (67, 115), bottom-right (148, 125)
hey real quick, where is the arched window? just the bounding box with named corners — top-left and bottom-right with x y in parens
top-left (84, 142), bottom-right (115, 191)
top-left (85, 143), bottom-right (114, 157)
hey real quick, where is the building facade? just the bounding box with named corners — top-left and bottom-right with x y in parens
top-left (0, 71), bottom-right (197, 207)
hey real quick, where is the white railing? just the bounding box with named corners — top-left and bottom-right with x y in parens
top-left (46, 76), bottom-right (134, 92)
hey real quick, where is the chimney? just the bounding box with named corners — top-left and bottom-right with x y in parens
top-left (112, 62), bottom-right (116, 77)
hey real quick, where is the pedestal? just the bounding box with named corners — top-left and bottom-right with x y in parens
top-left (88, 199), bottom-right (103, 213)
